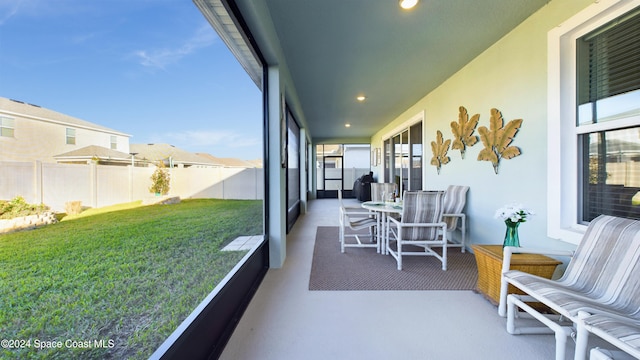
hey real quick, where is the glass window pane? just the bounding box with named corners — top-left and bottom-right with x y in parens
top-left (66, 128), bottom-right (76, 145)
top-left (393, 134), bottom-right (402, 194)
top-left (1, 128), bottom-right (14, 137)
top-left (581, 126), bottom-right (640, 222)
top-left (1, 117), bottom-right (15, 128)
top-left (383, 139), bottom-right (391, 183)
top-left (410, 122), bottom-right (422, 190)
top-left (325, 179), bottom-right (342, 191)
top-left (577, 9), bottom-right (640, 126)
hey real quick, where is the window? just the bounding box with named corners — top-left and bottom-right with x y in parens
top-left (577, 8), bottom-right (640, 222)
top-left (0, 116), bottom-right (15, 137)
top-left (548, 0), bottom-right (640, 243)
top-left (66, 128), bottom-right (76, 145)
top-left (110, 135), bottom-right (117, 150)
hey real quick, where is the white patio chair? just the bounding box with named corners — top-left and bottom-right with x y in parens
top-left (386, 191), bottom-right (447, 270)
top-left (339, 190), bottom-right (378, 253)
top-left (442, 185), bottom-right (469, 253)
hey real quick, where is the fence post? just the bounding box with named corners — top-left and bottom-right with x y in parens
top-left (129, 165), bottom-right (134, 202)
top-left (90, 162), bottom-right (98, 208)
top-left (34, 160), bottom-right (43, 205)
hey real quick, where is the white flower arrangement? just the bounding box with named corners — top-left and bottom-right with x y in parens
top-left (494, 203), bottom-right (534, 224)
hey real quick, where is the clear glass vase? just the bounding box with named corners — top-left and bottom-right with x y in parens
top-left (503, 221), bottom-right (520, 247)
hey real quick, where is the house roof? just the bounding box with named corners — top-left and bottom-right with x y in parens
top-left (196, 153), bottom-right (261, 168)
top-left (130, 143), bottom-right (219, 167)
top-left (54, 145), bottom-right (138, 162)
top-left (246, 159), bottom-right (263, 168)
top-left (0, 97), bottom-right (130, 137)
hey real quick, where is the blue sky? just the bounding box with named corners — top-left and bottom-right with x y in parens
top-left (0, 0), bottom-right (263, 160)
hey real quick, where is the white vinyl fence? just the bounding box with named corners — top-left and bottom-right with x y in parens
top-left (0, 161), bottom-right (263, 212)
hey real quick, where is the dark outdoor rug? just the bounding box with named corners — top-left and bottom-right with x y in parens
top-left (309, 226), bottom-right (478, 291)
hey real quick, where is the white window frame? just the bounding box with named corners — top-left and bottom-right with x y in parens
top-left (0, 116), bottom-right (15, 137)
top-left (110, 135), bottom-right (117, 150)
top-left (547, 0), bottom-right (640, 244)
top-left (66, 127), bottom-right (76, 145)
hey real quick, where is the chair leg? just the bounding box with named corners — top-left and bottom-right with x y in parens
top-left (507, 294), bottom-right (571, 360)
top-left (396, 229), bottom-right (403, 270)
top-left (573, 312), bottom-right (590, 360)
top-left (340, 218), bottom-right (345, 253)
top-left (460, 216), bottom-right (466, 253)
top-left (442, 245), bottom-right (447, 271)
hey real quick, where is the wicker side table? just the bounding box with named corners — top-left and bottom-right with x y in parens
top-left (472, 244), bottom-right (562, 305)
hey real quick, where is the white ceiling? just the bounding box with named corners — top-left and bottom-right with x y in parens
top-left (231, 0), bottom-right (550, 142)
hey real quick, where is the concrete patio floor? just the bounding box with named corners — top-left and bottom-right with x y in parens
top-left (220, 198), bottom-right (616, 360)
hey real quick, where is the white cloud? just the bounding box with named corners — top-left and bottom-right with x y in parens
top-left (133, 24), bottom-right (217, 70)
top-left (0, 0), bottom-right (23, 25)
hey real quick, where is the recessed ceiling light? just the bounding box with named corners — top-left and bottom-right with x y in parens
top-left (345, 123), bottom-right (351, 128)
top-left (356, 95), bottom-right (366, 102)
top-left (399, 0), bottom-right (418, 10)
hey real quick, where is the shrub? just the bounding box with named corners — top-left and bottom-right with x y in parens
top-left (149, 163), bottom-right (170, 195)
top-left (0, 196), bottom-right (48, 219)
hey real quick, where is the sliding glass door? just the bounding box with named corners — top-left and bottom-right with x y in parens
top-left (383, 121), bottom-right (423, 194)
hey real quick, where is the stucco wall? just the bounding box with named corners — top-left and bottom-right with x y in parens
top-left (371, 0), bottom-right (593, 249)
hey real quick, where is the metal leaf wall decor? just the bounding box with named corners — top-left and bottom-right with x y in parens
top-left (450, 106), bottom-right (479, 159)
top-left (477, 108), bottom-right (522, 174)
top-left (430, 130), bottom-right (451, 174)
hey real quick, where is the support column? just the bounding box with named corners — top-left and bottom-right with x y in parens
top-left (299, 128), bottom-right (308, 214)
top-left (267, 66), bottom-right (287, 268)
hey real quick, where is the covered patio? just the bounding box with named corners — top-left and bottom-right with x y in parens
top-left (220, 197), bottom-right (581, 360)
top-left (155, 0), bottom-right (640, 358)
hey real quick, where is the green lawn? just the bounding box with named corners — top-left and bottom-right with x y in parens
top-left (0, 199), bottom-right (263, 359)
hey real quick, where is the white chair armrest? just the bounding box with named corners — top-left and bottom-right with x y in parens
top-left (394, 221), bottom-right (447, 228)
top-left (388, 216), bottom-right (445, 228)
top-left (498, 246), bottom-right (574, 317)
top-left (343, 208), bottom-right (375, 217)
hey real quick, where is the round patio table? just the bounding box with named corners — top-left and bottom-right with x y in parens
top-left (361, 201), bottom-right (402, 254)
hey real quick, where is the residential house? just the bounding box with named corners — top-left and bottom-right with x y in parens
top-left (54, 145), bottom-right (141, 166)
top-left (0, 97), bottom-right (131, 163)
